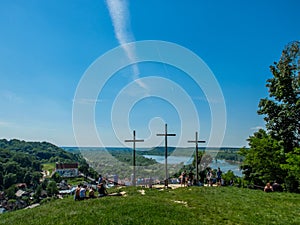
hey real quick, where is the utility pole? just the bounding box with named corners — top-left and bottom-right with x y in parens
top-left (156, 124), bottom-right (176, 188)
top-left (125, 130), bottom-right (144, 186)
top-left (187, 131), bottom-right (206, 185)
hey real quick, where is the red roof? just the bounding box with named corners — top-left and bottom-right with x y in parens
top-left (56, 163), bottom-right (78, 169)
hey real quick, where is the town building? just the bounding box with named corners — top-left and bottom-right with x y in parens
top-left (55, 163), bottom-right (79, 177)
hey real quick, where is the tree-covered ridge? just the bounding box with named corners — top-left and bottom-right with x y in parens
top-left (139, 146), bottom-right (176, 156)
top-left (106, 148), bottom-right (157, 166)
top-left (0, 139), bottom-right (80, 190)
top-left (0, 139), bottom-right (80, 163)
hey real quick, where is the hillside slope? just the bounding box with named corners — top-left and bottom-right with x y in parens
top-left (0, 139), bottom-right (81, 190)
top-left (0, 186), bottom-right (299, 225)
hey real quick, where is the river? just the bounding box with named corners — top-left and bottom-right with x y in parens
top-left (143, 155), bottom-right (243, 177)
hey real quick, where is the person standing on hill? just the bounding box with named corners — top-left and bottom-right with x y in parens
top-left (181, 170), bottom-right (187, 187)
top-left (98, 174), bottom-right (103, 184)
top-left (217, 167), bottom-right (222, 186)
top-left (206, 170), bottom-right (213, 186)
top-left (74, 184), bottom-right (81, 201)
top-left (188, 170), bottom-right (194, 186)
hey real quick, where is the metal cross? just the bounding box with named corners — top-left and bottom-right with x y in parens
top-left (156, 124), bottom-right (176, 188)
top-left (125, 130), bottom-right (144, 186)
top-left (187, 131), bottom-right (206, 185)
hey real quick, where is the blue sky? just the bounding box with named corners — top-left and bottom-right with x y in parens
top-left (0, 0), bottom-right (299, 147)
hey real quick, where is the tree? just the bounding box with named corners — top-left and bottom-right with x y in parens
top-left (31, 171), bottom-right (42, 187)
top-left (34, 184), bottom-right (43, 201)
top-left (51, 172), bottom-right (62, 183)
top-left (240, 129), bottom-right (285, 186)
top-left (3, 173), bottom-right (17, 189)
top-left (258, 41), bottom-right (300, 152)
top-left (46, 181), bottom-right (58, 197)
top-left (79, 161), bottom-right (89, 178)
top-left (242, 41), bottom-right (300, 192)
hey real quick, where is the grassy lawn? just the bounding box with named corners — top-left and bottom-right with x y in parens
top-left (0, 186), bottom-right (299, 225)
top-left (42, 163), bottom-right (56, 176)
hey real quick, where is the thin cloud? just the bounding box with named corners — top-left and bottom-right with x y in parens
top-left (1, 90), bottom-right (23, 103)
top-left (72, 98), bottom-right (104, 104)
top-left (0, 121), bottom-right (13, 127)
top-left (105, 0), bottom-right (147, 90)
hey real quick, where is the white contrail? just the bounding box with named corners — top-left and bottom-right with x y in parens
top-left (105, 0), bottom-right (146, 89)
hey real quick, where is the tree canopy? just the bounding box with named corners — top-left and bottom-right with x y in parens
top-left (241, 41), bottom-right (300, 192)
top-left (258, 41), bottom-right (300, 152)
top-left (0, 139), bottom-right (81, 190)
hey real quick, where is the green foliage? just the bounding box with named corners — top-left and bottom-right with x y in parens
top-left (0, 139), bottom-right (80, 164)
top-left (0, 139), bottom-right (83, 191)
top-left (46, 181), bottom-right (58, 197)
top-left (139, 146), bottom-right (176, 156)
top-left (51, 172), bottom-right (62, 183)
top-left (34, 184), bottom-right (43, 200)
top-left (216, 149), bottom-right (244, 162)
top-left (240, 129), bottom-right (285, 187)
top-left (222, 170), bottom-right (238, 185)
top-left (283, 147), bottom-right (300, 178)
top-left (243, 41), bottom-right (300, 192)
top-left (1, 187), bottom-right (300, 224)
top-left (258, 41), bottom-right (299, 152)
top-left (3, 173), bottom-right (17, 189)
top-left (109, 148), bottom-right (157, 166)
top-left (4, 185), bottom-right (16, 199)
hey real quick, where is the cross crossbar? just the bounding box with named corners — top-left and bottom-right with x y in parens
top-left (125, 140), bottom-right (144, 142)
top-left (156, 134), bottom-right (176, 136)
top-left (188, 140), bottom-right (206, 143)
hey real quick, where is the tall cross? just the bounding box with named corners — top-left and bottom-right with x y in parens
top-left (187, 131), bottom-right (206, 185)
top-left (125, 130), bottom-right (144, 186)
top-left (156, 124), bottom-right (176, 188)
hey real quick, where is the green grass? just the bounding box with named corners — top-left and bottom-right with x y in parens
top-left (1, 187), bottom-right (299, 225)
top-left (42, 163), bottom-right (56, 176)
top-left (64, 177), bottom-right (85, 186)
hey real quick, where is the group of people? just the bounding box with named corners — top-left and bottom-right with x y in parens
top-left (74, 175), bottom-right (108, 201)
top-left (206, 167), bottom-right (223, 186)
top-left (179, 167), bottom-right (224, 187)
top-left (179, 170), bottom-right (195, 187)
top-left (264, 181), bottom-right (282, 192)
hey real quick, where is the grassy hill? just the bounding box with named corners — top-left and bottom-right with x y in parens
top-left (0, 186), bottom-right (299, 225)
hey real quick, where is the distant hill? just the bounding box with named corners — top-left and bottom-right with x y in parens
top-left (137, 146), bottom-right (176, 156)
top-left (0, 139), bottom-right (80, 163)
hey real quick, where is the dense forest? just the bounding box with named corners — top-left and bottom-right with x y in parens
top-left (0, 139), bottom-right (82, 190)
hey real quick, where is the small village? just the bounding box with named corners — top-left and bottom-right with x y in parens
top-left (0, 162), bottom-right (82, 213)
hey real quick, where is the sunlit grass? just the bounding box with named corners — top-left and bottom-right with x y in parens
top-left (0, 186), bottom-right (299, 225)
top-left (41, 163), bottom-right (56, 177)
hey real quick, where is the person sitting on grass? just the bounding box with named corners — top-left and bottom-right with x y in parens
top-left (97, 183), bottom-right (108, 197)
top-left (79, 185), bottom-right (87, 200)
top-left (89, 187), bottom-right (96, 198)
top-left (264, 183), bottom-right (273, 192)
